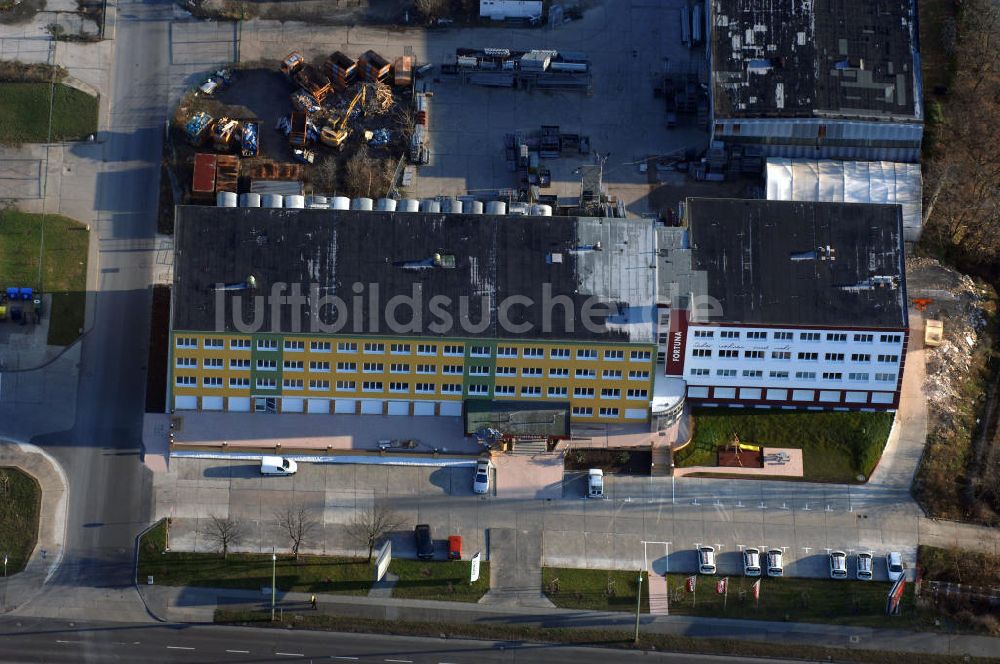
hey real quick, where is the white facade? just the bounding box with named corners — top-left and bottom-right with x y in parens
top-left (681, 324), bottom-right (906, 409)
top-left (480, 0), bottom-right (542, 20)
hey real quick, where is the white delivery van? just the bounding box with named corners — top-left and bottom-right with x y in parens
top-left (260, 455), bottom-right (298, 476)
top-left (587, 469), bottom-right (604, 498)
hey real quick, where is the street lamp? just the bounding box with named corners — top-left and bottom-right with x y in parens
top-left (271, 548), bottom-right (277, 621)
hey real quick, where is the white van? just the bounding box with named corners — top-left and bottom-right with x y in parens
top-left (260, 455), bottom-right (298, 476)
top-left (587, 469), bottom-right (604, 498)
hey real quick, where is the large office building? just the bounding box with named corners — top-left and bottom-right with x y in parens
top-left (708, 0), bottom-right (923, 161)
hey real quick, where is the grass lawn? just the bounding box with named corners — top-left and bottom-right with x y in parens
top-left (138, 521), bottom-right (373, 595)
top-left (543, 567), bottom-right (920, 629)
top-left (0, 210), bottom-right (88, 345)
top-left (389, 559), bottom-right (491, 602)
top-left (0, 467), bottom-right (41, 575)
top-left (0, 82), bottom-right (98, 144)
top-left (676, 409), bottom-right (894, 483)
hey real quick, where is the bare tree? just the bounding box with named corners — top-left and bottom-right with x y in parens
top-left (343, 145), bottom-right (394, 198)
top-left (345, 505), bottom-right (404, 562)
top-left (201, 514), bottom-right (245, 559)
top-left (275, 503), bottom-right (319, 560)
top-left (415, 0), bottom-right (448, 20)
top-left (313, 157), bottom-right (338, 194)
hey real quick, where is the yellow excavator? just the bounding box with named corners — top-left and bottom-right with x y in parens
top-left (320, 86), bottom-right (366, 149)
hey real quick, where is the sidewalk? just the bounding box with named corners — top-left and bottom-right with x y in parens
top-left (919, 518), bottom-right (1000, 556)
top-left (139, 584), bottom-right (1000, 659)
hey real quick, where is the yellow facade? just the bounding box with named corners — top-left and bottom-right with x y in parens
top-left (170, 332), bottom-right (656, 422)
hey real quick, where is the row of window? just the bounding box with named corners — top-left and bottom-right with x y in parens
top-left (689, 368), bottom-right (897, 382)
top-left (572, 406), bottom-right (621, 418)
top-left (691, 330), bottom-right (902, 344)
top-left (693, 349), bottom-right (900, 363)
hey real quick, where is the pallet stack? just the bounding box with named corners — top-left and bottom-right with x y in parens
top-left (325, 51), bottom-right (356, 90)
top-left (358, 49), bottom-right (391, 82)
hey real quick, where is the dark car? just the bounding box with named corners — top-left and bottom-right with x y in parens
top-left (414, 524), bottom-right (434, 559)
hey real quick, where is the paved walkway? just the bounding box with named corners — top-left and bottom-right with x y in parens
top-left (0, 441), bottom-right (68, 613)
top-left (918, 518), bottom-right (1000, 556)
top-left (479, 527), bottom-right (553, 608)
top-left (673, 447), bottom-right (803, 478)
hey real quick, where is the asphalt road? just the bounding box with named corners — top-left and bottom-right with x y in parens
top-left (0, 616), bottom-right (801, 664)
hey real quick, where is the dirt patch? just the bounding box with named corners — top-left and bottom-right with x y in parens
top-left (0, 0), bottom-right (45, 25)
top-left (565, 448), bottom-right (650, 475)
top-left (181, 0), bottom-right (408, 24)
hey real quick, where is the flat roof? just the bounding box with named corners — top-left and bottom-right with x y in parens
top-left (711, 0), bottom-right (921, 121)
top-left (172, 207), bottom-right (658, 342)
top-left (686, 198), bottom-right (907, 328)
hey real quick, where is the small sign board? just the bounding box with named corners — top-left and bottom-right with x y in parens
top-left (374, 540), bottom-right (392, 583)
top-left (470, 551), bottom-right (481, 583)
top-left (147, 575), bottom-right (154, 585)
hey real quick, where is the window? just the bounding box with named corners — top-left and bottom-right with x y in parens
top-left (797, 352), bottom-right (818, 361)
top-left (627, 389), bottom-right (648, 399)
top-left (230, 359), bottom-right (250, 370)
top-left (467, 384), bottom-right (489, 395)
top-left (497, 346), bottom-right (517, 358)
top-left (468, 365), bottom-right (490, 376)
top-left (176, 357), bottom-right (197, 368)
top-left (629, 370), bottom-right (650, 380)
top-left (201, 358), bottom-right (222, 370)
top-left (204, 338), bottom-right (224, 349)
top-left (744, 350), bottom-right (764, 359)
top-left (283, 379), bottom-right (304, 390)
top-left (337, 342), bottom-right (357, 353)
top-left (470, 345), bottom-right (491, 357)
top-left (576, 349), bottom-right (598, 360)
top-left (257, 339), bottom-right (277, 351)
top-left (443, 344), bottom-right (463, 356)
top-left (720, 330), bottom-right (740, 339)
top-left (390, 363), bottom-right (411, 374)
top-left (309, 380), bottom-right (330, 390)
top-left (390, 343), bottom-right (411, 354)
top-left (742, 370), bottom-right (763, 378)
top-left (175, 375), bottom-right (196, 386)
top-left (495, 385), bottom-right (516, 396)
top-left (229, 377), bottom-right (250, 388)
top-left (875, 373), bottom-right (896, 382)
top-left (336, 362), bottom-right (357, 372)
top-left (256, 360), bottom-right (277, 371)
top-left (771, 351), bottom-right (791, 360)
top-left (310, 341), bottom-right (331, 352)
top-left (522, 367), bottom-right (543, 377)
top-left (630, 350), bottom-right (652, 361)
top-left (851, 353), bottom-right (871, 362)
top-left (824, 353), bottom-right (845, 362)
top-left (693, 330), bottom-right (714, 338)
top-left (284, 340), bottom-right (304, 352)
top-left (575, 369), bottom-right (596, 379)
top-left (795, 371), bottom-right (816, 380)
top-left (574, 387), bottom-right (595, 398)
top-left (310, 361), bottom-right (330, 372)
top-left (336, 380), bottom-right (356, 391)
top-left (600, 388), bottom-right (620, 399)
top-left (416, 364), bottom-right (435, 374)
top-left (364, 342), bottom-right (385, 354)
top-left (256, 378), bottom-right (277, 389)
top-left (362, 362), bottom-right (384, 373)
top-left (747, 331), bottom-right (767, 340)
top-left (877, 354), bottom-right (900, 363)
top-left (442, 364), bottom-right (463, 375)
top-left (689, 368), bottom-right (710, 376)
top-left (602, 369), bottom-right (622, 380)
top-left (826, 333), bottom-right (847, 342)
top-left (389, 382), bottom-right (409, 393)
top-left (854, 334), bottom-right (874, 343)
top-left (362, 381), bottom-right (383, 392)
top-left (879, 334), bottom-right (902, 344)
top-left (800, 332), bottom-right (820, 342)
top-left (599, 407), bottom-right (619, 418)
top-left (417, 344), bottom-right (438, 355)
top-left (692, 349), bottom-right (712, 358)
top-left (769, 371), bottom-right (789, 379)
top-left (822, 372), bottom-right (843, 381)
top-left (175, 337), bottom-right (197, 349)
top-left (283, 360), bottom-right (304, 371)
top-left (230, 338), bottom-right (251, 350)
top-left (716, 369), bottom-right (737, 377)
top-left (572, 406), bottom-right (593, 416)
top-left (604, 350), bottom-right (625, 361)
top-left (774, 331), bottom-right (793, 341)
top-left (496, 366), bottom-right (517, 375)
top-left (549, 368), bottom-right (570, 378)
top-left (719, 349), bottom-right (739, 359)
top-left (441, 383), bottom-right (462, 394)
top-left (848, 372), bottom-right (870, 381)
top-left (548, 386), bottom-right (568, 398)
top-left (550, 348), bottom-right (570, 359)
top-left (521, 386), bottom-right (542, 397)
top-left (415, 383), bottom-right (435, 394)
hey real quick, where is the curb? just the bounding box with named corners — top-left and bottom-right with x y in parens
top-left (133, 518), bottom-right (169, 623)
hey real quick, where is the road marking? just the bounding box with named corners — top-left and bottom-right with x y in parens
top-left (226, 650), bottom-right (250, 654)
top-left (55, 640), bottom-right (83, 644)
top-left (385, 660), bottom-right (414, 663)
top-left (331, 658), bottom-right (359, 661)
top-left (276, 653), bottom-right (304, 657)
top-left (167, 646), bottom-right (196, 650)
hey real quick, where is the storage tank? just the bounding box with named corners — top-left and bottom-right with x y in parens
top-left (239, 193), bottom-right (261, 208)
top-left (467, 200), bottom-right (484, 214)
top-left (508, 202), bottom-right (530, 216)
top-left (399, 198), bottom-right (420, 212)
top-left (485, 201), bottom-right (506, 215)
top-left (441, 198), bottom-right (462, 214)
top-left (351, 197), bottom-right (373, 211)
top-left (331, 196), bottom-right (350, 210)
top-left (376, 198), bottom-right (398, 212)
top-left (530, 204), bottom-right (552, 216)
top-left (420, 199), bottom-right (441, 213)
top-left (306, 195), bottom-right (328, 208)
top-left (261, 194), bottom-right (283, 209)
top-left (216, 191), bottom-right (238, 207)
top-left (284, 194), bottom-right (305, 209)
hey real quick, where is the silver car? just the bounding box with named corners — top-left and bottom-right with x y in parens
top-left (766, 549), bottom-right (784, 577)
top-left (473, 460), bottom-right (491, 494)
top-left (698, 546), bottom-right (717, 575)
top-left (830, 550), bottom-right (848, 579)
top-left (857, 552), bottom-right (873, 581)
top-left (886, 552), bottom-right (905, 582)
top-left (743, 547), bottom-right (761, 577)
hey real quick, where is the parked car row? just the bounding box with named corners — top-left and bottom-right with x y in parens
top-left (697, 546), bottom-right (905, 581)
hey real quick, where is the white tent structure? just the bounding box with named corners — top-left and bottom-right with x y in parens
top-left (765, 159), bottom-right (923, 241)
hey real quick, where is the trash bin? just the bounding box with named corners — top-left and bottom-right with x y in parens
top-left (448, 535), bottom-right (462, 560)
